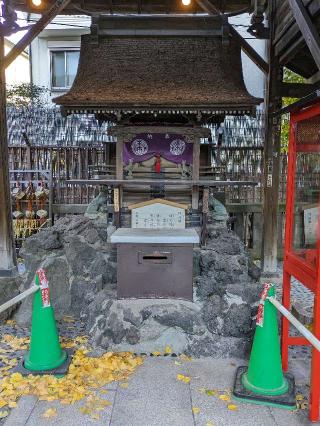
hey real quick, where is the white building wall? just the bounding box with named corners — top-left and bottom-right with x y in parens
top-left (4, 40), bottom-right (30, 86)
top-left (29, 15), bottom-right (91, 100)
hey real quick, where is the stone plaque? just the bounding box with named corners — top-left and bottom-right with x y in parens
top-left (129, 199), bottom-right (186, 229)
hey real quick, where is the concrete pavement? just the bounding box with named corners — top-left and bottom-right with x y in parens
top-left (4, 356), bottom-right (312, 426)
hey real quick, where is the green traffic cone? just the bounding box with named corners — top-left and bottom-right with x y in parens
top-left (24, 271), bottom-right (67, 371)
top-left (233, 283), bottom-right (296, 410)
top-left (242, 285), bottom-right (288, 396)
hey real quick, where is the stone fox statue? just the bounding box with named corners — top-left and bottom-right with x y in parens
top-left (208, 194), bottom-right (229, 225)
top-left (85, 187), bottom-right (109, 218)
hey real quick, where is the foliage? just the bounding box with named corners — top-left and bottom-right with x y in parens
top-left (6, 83), bottom-right (49, 107)
top-left (0, 333), bottom-right (143, 421)
top-left (281, 68), bottom-right (305, 152)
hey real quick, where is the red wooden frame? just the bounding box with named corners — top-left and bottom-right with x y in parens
top-left (282, 101), bottom-right (320, 422)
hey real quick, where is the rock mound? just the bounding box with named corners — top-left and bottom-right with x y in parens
top-left (16, 215), bottom-right (261, 357)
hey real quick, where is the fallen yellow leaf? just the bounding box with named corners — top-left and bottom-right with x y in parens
top-left (174, 361), bottom-right (182, 366)
top-left (0, 348), bottom-right (142, 416)
top-left (206, 422), bottom-right (214, 426)
top-left (192, 407), bottom-right (200, 414)
top-left (219, 394), bottom-right (231, 402)
top-left (120, 383), bottom-right (129, 389)
top-left (296, 394), bottom-right (304, 401)
top-left (0, 399), bottom-right (7, 408)
top-left (205, 389), bottom-right (217, 396)
top-left (165, 346), bottom-right (172, 354)
top-left (227, 404), bottom-right (238, 411)
top-left (0, 410), bottom-right (9, 419)
top-left (152, 351), bottom-right (161, 356)
top-left (43, 408), bottom-right (57, 418)
top-left (176, 374), bottom-right (191, 384)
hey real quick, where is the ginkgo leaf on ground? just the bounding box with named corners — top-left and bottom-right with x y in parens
top-left (176, 374), bottom-right (191, 384)
top-left (192, 407), bottom-right (200, 414)
top-left (43, 408), bottom-right (57, 418)
top-left (219, 394), bottom-right (231, 402)
top-left (165, 346), bottom-right (172, 354)
top-left (227, 404), bottom-right (238, 411)
top-left (205, 389), bottom-right (217, 396)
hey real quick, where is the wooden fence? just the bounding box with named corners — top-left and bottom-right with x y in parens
top-left (8, 144), bottom-right (272, 205)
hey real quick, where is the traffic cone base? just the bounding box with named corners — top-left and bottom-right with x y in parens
top-left (241, 371), bottom-right (289, 396)
top-left (233, 366), bottom-right (297, 410)
top-left (15, 349), bottom-right (73, 377)
top-left (24, 349), bottom-right (67, 372)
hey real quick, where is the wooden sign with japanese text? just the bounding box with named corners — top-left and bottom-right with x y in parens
top-left (129, 199), bottom-right (187, 229)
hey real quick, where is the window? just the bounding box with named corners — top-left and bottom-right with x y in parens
top-left (51, 50), bottom-right (80, 89)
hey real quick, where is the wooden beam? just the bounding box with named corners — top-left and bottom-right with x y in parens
top-left (229, 26), bottom-right (269, 74)
top-left (281, 81), bottom-right (319, 97)
top-left (261, 0), bottom-right (283, 276)
top-left (195, 0), bottom-right (269, 74)
top-left (274, 89), bottom-right (320, 116)
top-left (0, 36), bottom-right (16, 275)
top-left (288, 0), bottom-right (320, 71)
top-left (4, 0), bottom-right (72, 69)
top-left (274, 0), bottom-right (320, 52)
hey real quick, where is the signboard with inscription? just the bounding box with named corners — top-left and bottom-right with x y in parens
top-left (304, 206), bottom-right (318, 246)
top-left (129, 199), bottom-right (187, 229)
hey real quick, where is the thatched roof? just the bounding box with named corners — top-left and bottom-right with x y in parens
top-left (54, 17), bottom-right (262, 116)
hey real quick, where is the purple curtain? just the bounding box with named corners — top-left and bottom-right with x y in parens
top-left (123, 133), bottom-right (193, 165)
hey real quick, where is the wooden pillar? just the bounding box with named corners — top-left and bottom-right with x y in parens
top-left (192, 137), bottom-right (200, 210)
top-left (0, 36), bottom-right (16, 275)
top-left (116, 135), bottom-right (124, 180)
top-left (261, 0), bottom-right (283, 277)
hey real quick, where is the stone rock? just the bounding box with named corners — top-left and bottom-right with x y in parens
top-left (200, 251), bottom-right (248, 284)
top-left (15, 256), bottom-right (70, 325)
top-left (201, 295), bottom-right (223, 334)
top-left (123, 308), bottom-right (144, 328)
top-left (71, 275), bottom-right (103, 316)
top-left (0, 275), bottom-right (21, 322)
top-left (13, 214), bottom-right (261, 357)
top-left (248, 257), bottom-right (261, 281)
top-left (42, 256), bottom-right (71, 317)
top-left (202, 293), bottom-right (253, 338)
top-left (65, 236), bottom-right (98, 277)
top-left (221, 300), bottom-right (253, 337)
top-left (142, 303), bottom-right (205, 336)
top-left (206, 227), bottom-right (245, 256)
top-left (186, 334), bottom-right (250, 358)
top-left (195, 275), bottom-right (220, 299)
